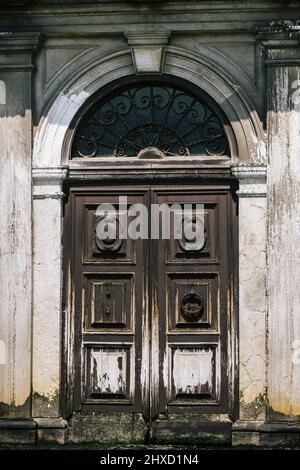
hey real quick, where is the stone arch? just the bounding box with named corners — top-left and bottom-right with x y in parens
top-left (33, 47), bottom-right (265, 167)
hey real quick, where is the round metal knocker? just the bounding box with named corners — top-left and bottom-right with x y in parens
top-left (181, 292), bottom-right (204, 322)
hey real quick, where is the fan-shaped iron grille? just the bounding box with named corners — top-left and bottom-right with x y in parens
top-left (71, 80), bottom-right (230, 158)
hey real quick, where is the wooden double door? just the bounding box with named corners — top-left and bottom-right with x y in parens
top-left (65, 182), bottom-right (237, 440)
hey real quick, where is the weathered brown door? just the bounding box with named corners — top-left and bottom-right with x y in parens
top-left (65, 182), bottom-right (237, 441)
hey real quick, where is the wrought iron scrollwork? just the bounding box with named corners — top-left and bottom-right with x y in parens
top-left (72, 82), bottom-right (230, 158)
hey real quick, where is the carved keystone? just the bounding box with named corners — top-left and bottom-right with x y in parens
top-left (124, 29), bottom-right (170, 73)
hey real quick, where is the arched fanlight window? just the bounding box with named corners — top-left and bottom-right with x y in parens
top-left (70, 76), bottom-right (232, 159)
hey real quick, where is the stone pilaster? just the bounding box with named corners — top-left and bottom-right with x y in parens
top-left (259, 23), bottom-right (300, 422)
top-left (32, 168), bottom-right (67, 418)
top-left (231, 165), bottom-right (267, 423)
top-left (0, 32), bottom-right (40, 418)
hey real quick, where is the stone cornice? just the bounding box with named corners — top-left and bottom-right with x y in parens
top-left (259, 20), bottom-right (300, 33)
top-left (1, 1), bottom-right (299, 11)
top-left (32, 167), bottom-right (68, 184)
top-left (231, 164), bottom-right (267, 180)
top-left (257, 22), bottom-right (300, 66)
top-left (0, 3), bottom-right (299, 33)
top-left (231, 164), bottom-right (267, 197)
top-left (0, 32), bottom-right (41, 53)
top-left (125, 29), bottom-right (170, 46)
top-left (0, 32), bottom-right (41, 68)
top-left (32, 167), bottom-right (67, 200)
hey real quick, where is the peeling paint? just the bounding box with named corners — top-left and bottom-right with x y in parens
top-left (151, 289), bottom-right (160, 415)
top-left (91, 349), bottom-right (127, 395)
top-left (32, 391), bottom-right (60, 418)
top-left (0, 80), bottom-right (6, 105)
top-left (268, 395), bottom-right (300, 419)
top-left (238, 189), bottom-right (267, 421)
top-left (267, 65), bottom-right (300, 423)
top-left (0, 80), bottom-right (32, 415)
top-left (240, 393), bottom-right (266, 421)
top-left (268, 404), bottom-right (300, 422)
top-left (0, 340), bottom-right (6, 365)
top-left (0, 397), bottom-right (31, 419)
top-left (141, 270), bottom-right (149, 412)
top-left (173, 348), bottom-right (214, 396)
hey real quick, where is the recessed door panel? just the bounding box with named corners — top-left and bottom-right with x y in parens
top-left (170, 344), bottom-right (219, 403)
top-left (84, 273), bottom-right (134, 331)
top-left (167, 272), bottom-right (219, 332)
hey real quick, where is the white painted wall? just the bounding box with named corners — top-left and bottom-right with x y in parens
top-left (233, 166), bottom-right (267, 421)
top-left (32, 170), bottom-right (65, 416)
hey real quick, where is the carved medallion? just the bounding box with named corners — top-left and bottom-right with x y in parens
top-left (177, 214), bottom-right (206, 252)
top-left (95, 216), bottom-right (123, 252)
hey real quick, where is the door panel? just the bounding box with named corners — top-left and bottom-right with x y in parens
top-left (67, 184), bottom-right (236, 438)
top-left (72, 189), bottom-right (149, 415)
top-left (151, 188), bottom-right (230, 424)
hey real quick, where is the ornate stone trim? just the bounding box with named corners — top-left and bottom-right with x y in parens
top-left (33, 167), bottom-right (68, 182)
top-left (0, 31), bottom-right (40, 50)
top-left (231, 164), bottom-right (267, 197)
top-left (257, 23), bottom-right (300, 66)
top-left (32, 167), bottom-right (67, 200)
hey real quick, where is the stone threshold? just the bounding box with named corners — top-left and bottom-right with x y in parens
top-left (232, 421), bottom-right (300, 447)
top-left (0, 418), bottom-right (67, 445)
top-left (0, 419), bottom-right (300, 448)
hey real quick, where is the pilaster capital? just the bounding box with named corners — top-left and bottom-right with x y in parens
top-left (257, 21), bottom-right (300, 66)
top-left (0, 32), bottom-right (41, 69)
top-left (32, 167), bottom-right (68, 200)
top-left (231, 164), bottom-right (267, 198)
